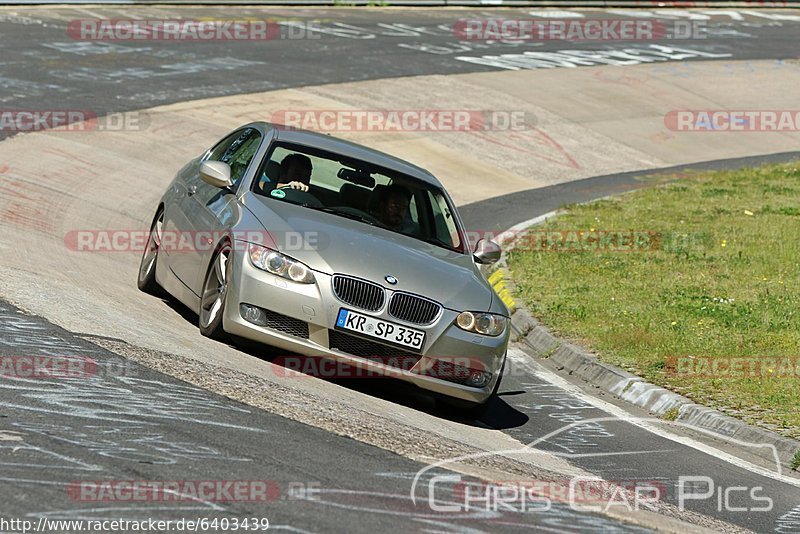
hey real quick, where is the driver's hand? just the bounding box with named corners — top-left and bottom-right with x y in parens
top-left (282, 181), bottom-right (309, 192)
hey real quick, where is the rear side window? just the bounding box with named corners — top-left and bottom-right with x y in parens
top-left (207, 128), bottom-right (262, 188)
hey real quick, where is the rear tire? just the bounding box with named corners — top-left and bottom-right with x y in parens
top-left (199, 242), bottom-right (232, 340)
top-left (137, 208), bottom-right (164, 295)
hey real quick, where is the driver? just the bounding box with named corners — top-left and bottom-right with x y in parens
top-left (376, 184), bottom-right (414, 232)
top-left (275, 154), bottom-right (313, 192)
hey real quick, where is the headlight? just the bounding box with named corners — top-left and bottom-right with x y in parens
top-left (248, 244), bottom-right (315, 284)
top-left (455, 311), bottom-right (506, 337)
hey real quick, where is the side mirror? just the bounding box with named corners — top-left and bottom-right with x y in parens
top-left (473, 238), bottom-right (502, 264)
top-left (200, 161), bottom-right (232, 188)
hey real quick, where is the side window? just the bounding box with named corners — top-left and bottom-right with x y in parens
top-left (427, 190), bottom-right (461, 249)
top-left (207, 128), bottom-right (262, 188)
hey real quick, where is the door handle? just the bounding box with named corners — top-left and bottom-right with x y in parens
top-left (188, 185), bottom-right (197, 196)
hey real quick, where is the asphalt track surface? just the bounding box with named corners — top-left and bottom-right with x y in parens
top-left (2, 6), bottom-right (800, 533)
top-left (0, 6), bottom-right (798, 142)
top-left (0, 301), bottom-right (651, 533)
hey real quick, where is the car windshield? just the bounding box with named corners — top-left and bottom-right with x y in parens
top-left (252, 142), bottom-right (464, 252)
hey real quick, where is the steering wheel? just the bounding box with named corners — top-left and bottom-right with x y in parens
top-left (331, 205), bottom-right (387, 226)
top-left (272, 187), bottom-right (324, 208)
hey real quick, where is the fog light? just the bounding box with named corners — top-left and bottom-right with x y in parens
top-left (240, 304), bottom-right (266, 326)
top-left (466, 370), bottom-right (492, 388)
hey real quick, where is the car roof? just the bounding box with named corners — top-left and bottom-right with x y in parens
top-left (252, 122), bottom-right (443, 188)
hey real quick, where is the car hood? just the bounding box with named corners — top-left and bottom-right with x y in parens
top-left (240, 192), bottom-right (494, 312)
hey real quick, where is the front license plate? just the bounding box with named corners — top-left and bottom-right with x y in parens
top-left (336, 308), bottom-right (425, 351)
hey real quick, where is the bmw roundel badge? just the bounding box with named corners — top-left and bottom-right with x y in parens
top-left (385, 275), bottom-right (398, 285)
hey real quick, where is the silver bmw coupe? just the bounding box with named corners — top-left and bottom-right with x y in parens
top-left (138, 122), bottom-right (509, 416)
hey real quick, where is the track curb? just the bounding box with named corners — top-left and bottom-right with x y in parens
top-left (489, 212), bottom-right (800, 472)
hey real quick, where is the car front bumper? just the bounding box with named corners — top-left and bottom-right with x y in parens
top-left (222, 245), bottom-right (509, 404)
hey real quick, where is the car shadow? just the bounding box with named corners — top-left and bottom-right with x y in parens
top-left (232, 340), bottom-right (529, 430)
top-left (158, 294), bottom-right (528, 430)
top-left (162, 295), bottom-right (200, 326)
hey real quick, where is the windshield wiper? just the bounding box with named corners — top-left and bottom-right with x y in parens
top-left (312, 207), bottom-right (377, 226)
top-left (415, 235), bottom-right (460, 252)
top-left (307, 206), bottom-right (458, 250)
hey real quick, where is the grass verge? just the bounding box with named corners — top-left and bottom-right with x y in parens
top-left (507, 162), bottom-right (800, 440)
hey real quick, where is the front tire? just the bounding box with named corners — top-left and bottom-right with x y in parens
top-left (199, 242), bottom-right (232, 340)
top-left (137, 208), bottom-right (164, 295)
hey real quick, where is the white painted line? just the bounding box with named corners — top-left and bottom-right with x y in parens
top-left (508, 348), bottom-right (800, 488)
top-left (741, 10), bottom-right (800, 22)
top-left (496, 202), bottom-right (800, 486)
top-left (73, 7), bottom-right (109, 19)
top-left (528, 10), bottom-right (585, 19)
top-left (496, 209), bottom-right (560, 248)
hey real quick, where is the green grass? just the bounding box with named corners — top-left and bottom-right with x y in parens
top-left (507, 162), bottom-right (800, 439)
top-left (792, 450), bottom-right (800, 471)
top-left (662, 407), bottom-right (680, 421)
